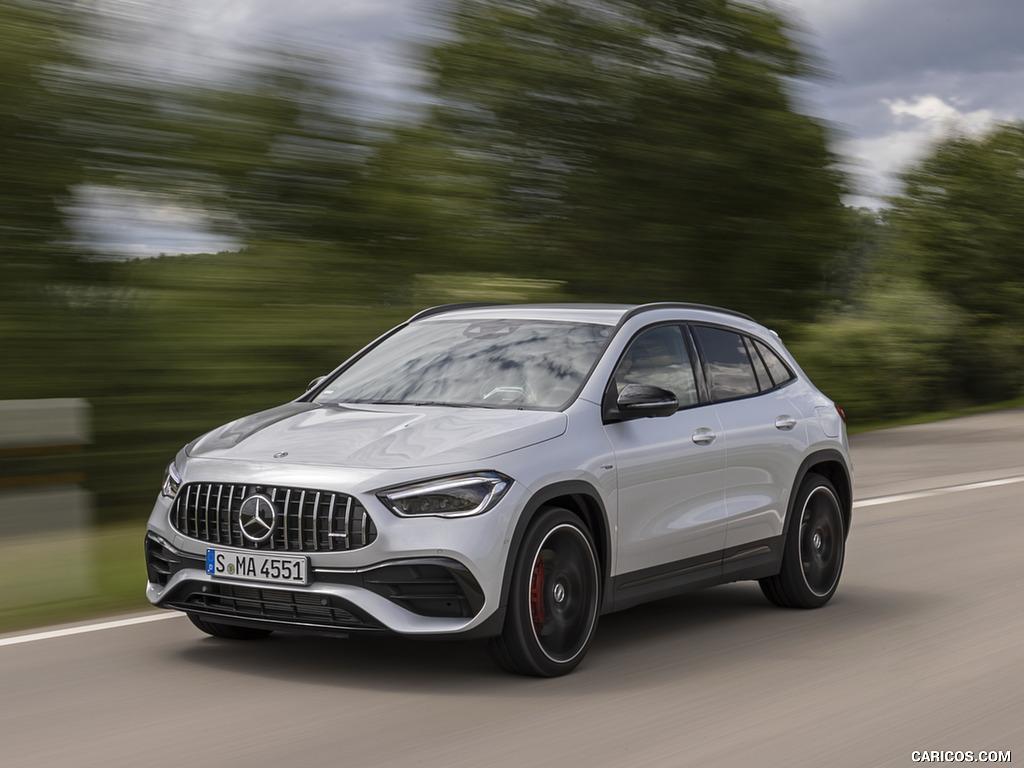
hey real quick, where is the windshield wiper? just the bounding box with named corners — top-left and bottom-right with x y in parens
top-left (408, 400), bottom-right (478, 408)
top-left (346, 399), bottom-right (476, 408)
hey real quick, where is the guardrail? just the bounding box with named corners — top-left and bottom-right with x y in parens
top-left (0, 399), bottom-right (95, 611)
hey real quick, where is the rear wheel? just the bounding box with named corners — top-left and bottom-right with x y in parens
top-left (187, 613), bottom-right (273, 640)
top-left (760, 473), bottom-right (845, 609)
top-left (489, 507), bottom-right (600, 676)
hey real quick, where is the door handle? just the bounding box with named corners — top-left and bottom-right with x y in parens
top-left (775, 415), bottom-right (797, 430)
top-left (692, 428), bottom-right (717, 445)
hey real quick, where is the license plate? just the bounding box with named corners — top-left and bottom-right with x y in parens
top-left (206, 549), bottom-right (308, 585)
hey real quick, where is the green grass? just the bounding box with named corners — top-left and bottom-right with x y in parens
top-left (0, 520), bottom-right (151, 633)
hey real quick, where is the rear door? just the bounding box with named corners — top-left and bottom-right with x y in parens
top-left (690, 325), bottom-right (806, 566)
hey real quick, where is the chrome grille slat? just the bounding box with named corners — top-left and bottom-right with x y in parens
top-left (344, 497), bottom-right (352, 550)
top-left (203, 485), bottom-right (213, 540)
top-left (270, 488), bottom-right (279, 551)
top-left (195, 485), bottom-right (203, 539)
top-left (223, 485), bottom-right (235, 544)
top-left (170, 482), bottom-right (376, 553)
top-left (326, 494), bottom-right (336, 549)
top-left (188, 486), bottom-right (197, 536)
top-left (283, 489), bottom-right (292, 550)
top-left (190, 485), bottom-right (199, 539)
top-left (213, 485), bottom-right (224, 542)
top-left (312, 492), bottom-right (321, 552)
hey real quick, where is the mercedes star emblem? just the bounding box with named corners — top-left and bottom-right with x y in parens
top-left (238, 493), bottom-right (277, 542)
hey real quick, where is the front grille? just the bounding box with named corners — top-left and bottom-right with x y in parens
top-left (170, 482), bottom-right (377, 552)
top-left (173, 583), bottom-right (381, 630)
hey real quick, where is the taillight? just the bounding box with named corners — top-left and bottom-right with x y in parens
top-left (835, 405), bottom-right (846, 423)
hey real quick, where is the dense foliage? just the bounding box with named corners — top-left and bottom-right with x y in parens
top-left (2, 0), bottom-right (1022, 521)
top-left (421, 0), bottom-right (849, 321)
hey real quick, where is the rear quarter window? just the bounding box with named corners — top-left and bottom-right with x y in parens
top-left (753, 338), bottom-right (795, 388)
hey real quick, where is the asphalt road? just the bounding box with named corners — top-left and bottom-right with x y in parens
top-left (3, 411), bottom-right (1023, 768)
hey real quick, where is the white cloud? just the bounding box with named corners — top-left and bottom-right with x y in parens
top-left (774, 0), bottom-right (1024, 208)
top-left (884, 95), bottom-right (997, 132)
top-left (841, 95), bottom-right (1004, 205)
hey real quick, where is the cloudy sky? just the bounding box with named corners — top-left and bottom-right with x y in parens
top-left (86, 0), bottom-right (1024, 254)
top-left (176, 0), bottom-right (1024, 205)
top-left (778, 0), bottom-right (1024, 206)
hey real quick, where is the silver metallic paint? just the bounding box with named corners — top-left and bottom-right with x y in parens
top-left (145, 303), bottom-right (850, 639)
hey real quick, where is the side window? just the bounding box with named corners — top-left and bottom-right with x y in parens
top-left (693, 325), bottom-right (759, 401)
top-left (613, 325), bottom-right (698, 407)
top-left (744, 337), bottom-right (772, 391)
top-left (753, 339), bottom-right (795, 388)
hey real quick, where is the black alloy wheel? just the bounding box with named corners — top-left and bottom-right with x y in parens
top-left (489, 507), bottom-right (601, 676)
top-left (760, 473), bottom-right (846, 609)
top-left (798, 486), bottom-right (844, 597)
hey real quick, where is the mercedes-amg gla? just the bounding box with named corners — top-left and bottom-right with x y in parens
top-left (145, 303), bottom-right (852, 676)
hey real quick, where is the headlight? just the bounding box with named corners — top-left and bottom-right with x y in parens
top-left (160, 461), bottom-right (182, 499)
top-left (376, 472), bottom-right (512, 518)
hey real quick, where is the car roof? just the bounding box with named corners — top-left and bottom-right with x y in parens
top-left (408, 302), bottom-right (755, 327)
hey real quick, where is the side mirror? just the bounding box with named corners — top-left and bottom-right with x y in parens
top-left (609, 383), bottom-right (679, 421)
top-left (306, 375), bottom-right (326, 392)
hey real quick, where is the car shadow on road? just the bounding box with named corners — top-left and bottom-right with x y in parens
top-left (177, 580), bottom-right (938, 695)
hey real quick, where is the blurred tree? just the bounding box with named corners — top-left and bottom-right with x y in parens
top-left (61, 39), bottom-right (374, 292)
top-left (889, 123), bottom-right (1024, 325)
top-left (418, 0), bottom-right (850, 323)
top-left (790, 281), bottom-right (964, 420)
top-left (0, 0), bottom-right (86, 300)
top-left (823, 207), bottom-right (889, 310)
top-left (886, 123), bottom-right (1024, 401)
top-left (165, 56), bottom-right (366, 249)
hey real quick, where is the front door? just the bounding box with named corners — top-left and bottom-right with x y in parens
top-left (603, 324), bottom-right (729, 578)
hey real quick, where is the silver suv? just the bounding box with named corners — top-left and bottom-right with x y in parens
top-left (145, 303), bottom-right (852, 676)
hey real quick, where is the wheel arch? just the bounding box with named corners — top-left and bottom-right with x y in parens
top-left (500, 481), bottom-right (612, 615)
top-left (784, 450), bottom-right (853, 540)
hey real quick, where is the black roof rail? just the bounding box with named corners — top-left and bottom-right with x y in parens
top-left (406, 301), bottom-right (754, 325)
top-left (622, 302), bottom-right (756, 323)
top-left (406, 303), bottom-right (507, 323)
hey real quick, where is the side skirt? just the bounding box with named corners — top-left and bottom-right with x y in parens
top-left (609, 536), bottom-right (784, 613)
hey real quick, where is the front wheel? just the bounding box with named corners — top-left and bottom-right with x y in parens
top-left (760, 473), bottom-right (846, 609)
top-left (489, 507), bottom-right (601, 676)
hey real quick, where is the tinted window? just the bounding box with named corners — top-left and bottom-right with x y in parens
top-left (754, 339), bottom-right (795, 387)
top-left (745, 337), bottom-right (772, 391)
top-left (693, 326), bottom-right (759, 401)
top-left (614, 325), bottom-right (698, 407)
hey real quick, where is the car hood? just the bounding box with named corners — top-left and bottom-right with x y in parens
top-left (186, 402), bottom-right (567, 469)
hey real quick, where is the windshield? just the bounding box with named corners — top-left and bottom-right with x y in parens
top-left (314, 318), bottom-right (612, 409)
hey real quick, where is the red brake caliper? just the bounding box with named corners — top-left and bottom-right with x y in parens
top-left (530, 557), bottom-right (546, 632)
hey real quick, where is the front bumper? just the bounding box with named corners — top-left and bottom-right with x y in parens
top-left (143, 471), bottom-right (526, 637)
top-left (145, 533), bottom-right (489, 637)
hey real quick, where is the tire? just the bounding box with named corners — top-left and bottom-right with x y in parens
top-left (759, 473), bottom-right (846, 609)
top-left (488, 507), bottom-right (601, 677)
top-left (187, 613), bottom-right (273, 640)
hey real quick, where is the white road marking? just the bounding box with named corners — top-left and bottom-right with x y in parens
top-left (854, 475), bottom-right (1024, 509)
top-left (0, 611), bottom-right (184, 648)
